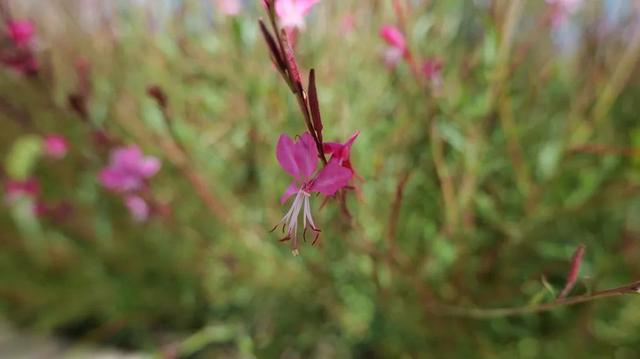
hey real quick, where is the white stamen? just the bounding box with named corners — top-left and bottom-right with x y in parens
top-left (275, 189), bottom-right (319, 254)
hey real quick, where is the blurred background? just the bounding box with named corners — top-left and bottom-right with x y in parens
top-left (0, 0), bottom-right (639, 357)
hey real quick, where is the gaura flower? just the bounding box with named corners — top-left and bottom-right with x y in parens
top-left (422, 58), bottom-right (443, 82)
top-left (275, 0), bottom-right (321, 30)
top-left (215, 0), bottom-right (242, 16)
top-left (274, 132), bottom-right (352, 254)
top-left (42, 134), bottom-right (69, 159)
top-left (546, 0), bottom-right (583, 27)
top-left (340, 13), bottom-right (356, 34)
top-left (379, 25), bottom-right (407, 68)
top-left (323, 131), bottom-right (359, 176)
top-left (2, 20), bottom-right (38, 75)
top-left (99, 145), bottom-right (161, 193)
top-left (7, 20), bottom-right (35, 47)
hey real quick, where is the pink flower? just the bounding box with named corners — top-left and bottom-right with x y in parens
top-left (99, 145), bottom-right (161, 193)
top-left (380, 25), bottom-right (407, 68)
top-left (7, 20), bottom-right (35, 47)
top-left (380, 25), bottom-right (406, 52)
top-left (340, 13), bottom-right (356, 33)
top-left (323, 131), bottom-right (359, 176)
top-left (216, 0), bottom-right (242, 16)
top-left (42, 134), bottom-right (69, 159)
top-left (275, 0), bottom-right (321, 30)
top-left (422, 58), bottom-right (443, 81)
top-left (4, 177), bottom-right (40, 204)
top-left (274, 132), bottom-right (352, 254)
top-left (125, 195), bottom-right (150, 222)
top-left (546, 0), bottom-right (583, 27)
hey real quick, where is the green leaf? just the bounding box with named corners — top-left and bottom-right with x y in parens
top-left (5, 135), bottom-right (42, 180)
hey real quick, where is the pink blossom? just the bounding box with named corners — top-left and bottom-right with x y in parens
top-left (422, 58), bottom-right (443, 81)
top-left (275, 0), bottom-right (321, 30)
top-left (323, 131), bottom-right (359, 176)
top-left (340, 13), bottom-right (356, 33)
top-left (216, 0), bottom-right (242, 16)
top-left (99, 145), bottom-right (161, 193)
top-left (7, 20), bottom-right (35, 47)
top-left (4, 177), bottom-right (40, 203)
top-left (382, 47), bottom-right (405, 68)
top-left (125, 195), bottom-right (150, 222)
top-left (43, 134), bottom-right (69, 159)
top-left (380, 25), bottom-right (407, 53)
top-left (380, 25), bottom-right (408, 68)
top-left (274, 132), bottom-right (352, 254)
top-left (546, 0), bottom-right (583, 27)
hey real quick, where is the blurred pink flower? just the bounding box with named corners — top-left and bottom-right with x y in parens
top-left (546, 0), bottom-right (583, 27)
top-left (7, 20), bottom-right (35, 47)
top-left (380, 25), bottom-right (406, 52)
top-left (125, 195), bottom-right (150, 222)
top-left (323, 131), bottom-right (359, 176)
top-left (43, 134), bottom-right (69, 159)
top-left (340, 13), bottom-right (356, 33)
top-left (4, 177), bottom-right (40, 203)
top-left (215, 0), bottom-right (242, 16)
top-left (274, 132), bottom-right (352, 254)
top-left (275, 0), bottom-right (321, 30)
top-left (99, 145), bottom-right (161, 193)
top-left (380, 25), bottom-right (407, 68)
top-left (422, 58), bottom-right (443, 81)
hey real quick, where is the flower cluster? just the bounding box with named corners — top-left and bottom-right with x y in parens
top-left (379, 25), bottom-right (443, 88)
top-left (99, 145), bottom-right (161, 222)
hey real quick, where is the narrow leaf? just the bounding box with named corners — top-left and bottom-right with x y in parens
top-left (281, 30), bottom-right (302, 89)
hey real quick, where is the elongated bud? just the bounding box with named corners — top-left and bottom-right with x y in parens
top-left (281, 30), bottom-right (301, 89)
top-left (258, 19), bottom-right (286, 72)
top-left (558, 244), bottom-right (586, 298)
top-left (307, 69), bottom-right (323, 140)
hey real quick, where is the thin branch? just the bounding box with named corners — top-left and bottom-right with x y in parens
top-left (426, 280), bottom-right (640, 319)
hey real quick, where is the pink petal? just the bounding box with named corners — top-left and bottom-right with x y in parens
top-left (98, 168), bottom-right (120, 189)
top-left (276, 134), bottom-right (302, 178)
top-left (294, 132), bottom-right (318, 179)
top-left (139, 157), bottom-right (161, 178)
top-left (43, 134), bottom-right (69, 159)
top-left (280, 181), bottom-right (299, 204)
top-left (297, 0), bottom-right (321, 16)
top-left (7, 20), bottom-right (35, 47)
top-left (125, 195), bottom-right (149, 222)
top-left (310, 160), bottom-right (352, 196)
top-left (323, 142), bottom-right (343, 155)
top-left (379, 25), bottom-right (406, 51)
top-left (111, 146), bottom-right (143, 168)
